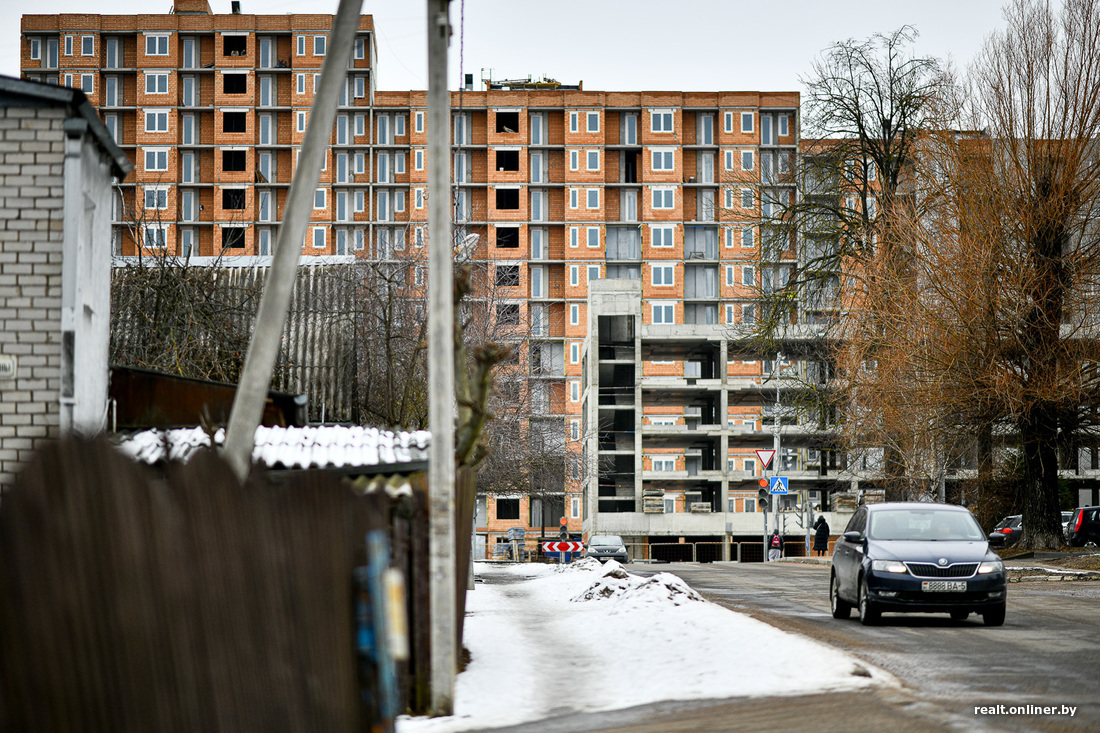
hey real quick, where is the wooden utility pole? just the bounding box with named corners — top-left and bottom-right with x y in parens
top-left (223, 0), bottom-right (362, 480)
top-left (426, 0), bottom-right (456, 716)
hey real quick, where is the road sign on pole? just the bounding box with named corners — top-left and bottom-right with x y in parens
top-left (755, 449), bottom-right (775, 470)
top-left (769, 476), bottom-right (789, 494)
top-left (541, 541), bottom-right (584, 553)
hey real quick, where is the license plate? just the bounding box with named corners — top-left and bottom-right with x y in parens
top-left (922, 580), bottom-right (967, 592)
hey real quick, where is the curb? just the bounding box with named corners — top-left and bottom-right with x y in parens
top-left (1009, 573), bottom-right (1100, 582)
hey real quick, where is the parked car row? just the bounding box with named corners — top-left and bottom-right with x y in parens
top-left (988, 508), bottom-right (1099, 548)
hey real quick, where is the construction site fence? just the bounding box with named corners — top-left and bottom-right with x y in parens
top-left (487, 539), bottom-right (815, 565)
top-left (645, 541), bottom-right (809, 564)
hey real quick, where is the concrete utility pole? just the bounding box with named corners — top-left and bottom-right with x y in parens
top-left (223, 0), bottom-right (362, 481)
top-left (426, 0), bottom-right (456, 716)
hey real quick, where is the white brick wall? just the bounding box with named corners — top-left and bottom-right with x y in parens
top-left (0, 107), bottom-right (68, 489)
top-left (0, 92), bottom-right (121, 490)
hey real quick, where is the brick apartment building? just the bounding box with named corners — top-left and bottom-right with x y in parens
top-left (20, 1), bottom-right (842, 558)
top-left (21, 0), bottom-right (375, 259)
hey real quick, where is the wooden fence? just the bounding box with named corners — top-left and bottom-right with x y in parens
top-left (0, 438), bottom-right (438, 731)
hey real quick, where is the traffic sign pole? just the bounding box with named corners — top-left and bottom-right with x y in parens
top-left (540, 541), bottom-right (584, 556)
top-left (771, 353), bottom-right (782, 560)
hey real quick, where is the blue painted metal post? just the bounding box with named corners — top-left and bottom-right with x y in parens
top-left (363, 530), bottom-right (399, 730)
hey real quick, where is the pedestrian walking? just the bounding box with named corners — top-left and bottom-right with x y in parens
top-left (813, 515), bottom-right (831, 556)
top-left (767, 529), bottom-right (783, 561)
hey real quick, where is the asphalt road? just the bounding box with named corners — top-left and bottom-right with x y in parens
top-left (616, 561), bottom-right (1100, 732)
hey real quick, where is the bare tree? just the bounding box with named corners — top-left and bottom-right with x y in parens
top-left (893, 0), bottom-right (1100, 546)
top-left (110, 182), bottom-right (264, 384)
top-left (804, 1), bottom-right (1100, 548)
top-left (352, 248), bottom-right (431, 429)
top-left (752, 27), bottom-right (948, 500)
top-left (350, 217), bottom-right (571, 501)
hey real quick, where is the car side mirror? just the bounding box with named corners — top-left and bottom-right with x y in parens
top-left (843, 530), bottom-right (864, 543)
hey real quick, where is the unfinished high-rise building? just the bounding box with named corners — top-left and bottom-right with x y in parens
top-left (21, 1), bottom-right (850, 559)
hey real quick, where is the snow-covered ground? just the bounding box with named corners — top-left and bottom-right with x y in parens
top-left (398, 559), bottom-right (891, 732)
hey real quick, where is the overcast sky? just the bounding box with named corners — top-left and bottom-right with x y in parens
top-left (6, 0), bottom-right (1010, 93)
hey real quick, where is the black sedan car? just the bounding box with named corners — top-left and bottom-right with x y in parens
top-left (830, 503), bottom-right (1007, 626)
top-left (584, 534), bottom-right (628, 564)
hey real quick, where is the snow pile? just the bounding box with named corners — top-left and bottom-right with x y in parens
top-left (571, 561), bottom-right (704, 606)
top-left (398, 561), bottom-right (888, 733)
top-left (561, 556), bottom-right (604, 572)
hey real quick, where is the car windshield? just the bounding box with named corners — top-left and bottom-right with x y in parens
top-left (869, 509), bottom-right (985, 541)
top-left (589, 535), bottom-right (622, 546)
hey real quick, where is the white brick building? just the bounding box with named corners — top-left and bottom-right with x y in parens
top-left (0, 76), bottom-right (131, 490)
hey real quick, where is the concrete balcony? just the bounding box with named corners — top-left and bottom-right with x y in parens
top-left (588, 511), bottom-right (728, 537)
top-left (641, 423), bottom-right (724, 437)
top-left (641, 376), bottom-right (722, 390)
top-left (586, 510), bottom-right (854, 539)
top-left (641, 323), bottom-right (726, 341)
top-left (641, 469), bottom-right (723, 482)
top-left (724, 422), bottom-right (830, 442)
top-left (726, 376), bottom-right (805, 393)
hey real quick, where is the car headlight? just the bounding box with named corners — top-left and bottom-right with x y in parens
top-left (617, 546), bottom-right (626, 553)
top-left (978, 560), bottom-right (1003, 574)
top-left (871, 559), bottom-right (908, 574)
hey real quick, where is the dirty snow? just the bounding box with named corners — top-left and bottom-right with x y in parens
top-left (1010, 565), bottom-right (1100, 576)
top-left (398, 559), bottom-right (888, 732)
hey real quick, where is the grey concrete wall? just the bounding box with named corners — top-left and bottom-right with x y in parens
top-left (61, 120), bottom-right (114, 436)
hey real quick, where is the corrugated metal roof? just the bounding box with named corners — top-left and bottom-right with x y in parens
top-left (117, 425), bottom-right (430, 471)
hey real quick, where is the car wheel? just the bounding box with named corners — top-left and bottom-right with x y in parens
top-left (983, 602), bottom-right (1006, 627)
top-left (830, 572), bottom-right (852, 620)
top-left (858, 576), bottom-right (880, 626)
top-left (950, 610), bottom-right (969, 622)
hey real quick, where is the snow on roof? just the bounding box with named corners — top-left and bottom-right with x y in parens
top-left (117, 425), bottom-right (430, 471)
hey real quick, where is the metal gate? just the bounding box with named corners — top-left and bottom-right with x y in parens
top-left (649, 542), bottom-right (697, 563)
top-left (695, 542), bottom-right (725, 563)
top-left (647, 542), bottom-right (729, 563)
top-left (646, 541), bottom-right (799, 563)
top-left (732, 542), bottom-right (765, 563)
